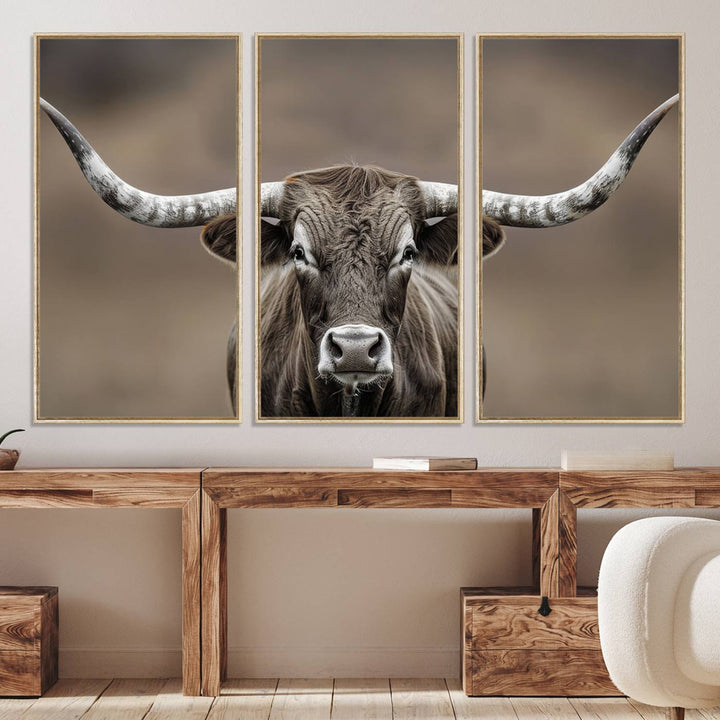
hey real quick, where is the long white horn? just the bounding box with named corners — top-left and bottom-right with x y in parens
top-left (40, 98), bottom-right (236, 228)
top-left (261, 182), bottom-right (285, 217)
top-left (417, 181), bottom-right (457, 217)
top-left (483, 94), bottom-right (679, 228)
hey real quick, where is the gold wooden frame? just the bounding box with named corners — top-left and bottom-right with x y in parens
top-left (33, 33), bottom-right (242, 423)
top-left (476, 33), bottom-right (685, 424)
top-left (255, 33), bottom-right (464, 423)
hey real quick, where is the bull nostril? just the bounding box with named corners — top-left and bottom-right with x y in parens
top-left (328, 332), bottom-right (343, 361)
top-left (368, 335), bottom-right (382, 360)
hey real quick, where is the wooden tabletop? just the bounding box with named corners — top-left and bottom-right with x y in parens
top-left (0, 468), bottom-right (203, 508)
top-left (202, 467), bottom-right (559, 508)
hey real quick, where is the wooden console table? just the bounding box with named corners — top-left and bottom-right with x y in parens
top-left (0, 469), bottom-right (203, 696)
top-left (200, 467), bottom-right (568, 696)
top-left (4, 466), bottom-right (720, 697)
top-left (199, 466), bottom-right (720, 696)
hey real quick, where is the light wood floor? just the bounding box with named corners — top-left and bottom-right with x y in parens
top-left (1, 678), bottom-right (719, 719)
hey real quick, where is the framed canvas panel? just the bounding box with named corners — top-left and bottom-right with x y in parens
top-left (477, 34), bottom-right (683, 422)
top-left (256, 33), bottom-right (463, 422)
top-left (35, 34), bottom-right (241, 422)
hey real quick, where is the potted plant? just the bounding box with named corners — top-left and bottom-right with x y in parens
top-left (0, 429), bottom-right (24, 470)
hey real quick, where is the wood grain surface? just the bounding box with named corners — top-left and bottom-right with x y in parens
top-left (182, 491), bottom-right (201, 696)
top-left (559, 468), bottom-right (720, 508)
top-left (144, 678), bottom-right (214, 720)
top-left (446, 677), bottom-right (518, 720)
top-left (469, 649), bottom-right (618, 696)
top-left (0, 604), bottom-right (39, 651)
top-left (390, 678), bottom-right (456, 719)
top-left (0, 586), bottom-right (58, 696)
top-left (0, 470), bottom-right (202, 508)
top-left (338, 488), bottom-right (452, 508)
top-left (79, 678), bottom-right (167, 720)
top-left (0, 651), bottom-right (41, 696)
top-left (205, 678), bottom-right (277, 720)
top-left (537, 490), bottom-right (577, 597)
top-left (269, 678), bottom-right (333, 720)
top-left (17, 678), bottom-right (112, 720)
top-left (331, 678), bottom-right (392, 720)
top-left (201, 489), bottom-right (227, 697)
top-left (203, 469), bottom-right (558, 509)
top-left (40, 592), bottom-right (59, 695)
top-left (469, 597), bottom-right (600, 650)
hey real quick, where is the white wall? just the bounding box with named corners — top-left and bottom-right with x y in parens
top-left (2, 0), bottom-right (720, 679)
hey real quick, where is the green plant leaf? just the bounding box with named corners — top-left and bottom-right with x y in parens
top-left (0, 429), bottom-right (25, 447)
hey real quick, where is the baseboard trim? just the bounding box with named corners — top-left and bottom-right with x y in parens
top-left (60, 647), bottom-right (182, 678)
top-left (59, 645), bottom-right (459, 678)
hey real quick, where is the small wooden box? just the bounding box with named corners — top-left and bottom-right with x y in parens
top-left (0, 587), bottom-right (58, 696)
top-left (462, 586), bottom-right (619, 696)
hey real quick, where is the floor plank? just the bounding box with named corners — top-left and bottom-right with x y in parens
top-left (144, 678), bottom-right (214, 720)
top-left (446, 677), bottom-right (518, 719)
top-left (79, 678), bottom-right (167, 720)
top-left (268, 679), bottom-right (333, 720)
top-left (511, 697), bottom-right (581, 720)
top-left (390, 678), bottom-right (455, 719)
top-left (206, 679), bottom-right (277, 720)
top-left (627, 700), bottom-right (669, 720)
top-left (18, 679), bottom-right (112, 720)
top-left (693, 709), bottom-right (720, 719)
top-left (331, 678), bottom-right (392, 720)
top-left (628, 699), bottom-right (720, 720)
top-left (0, 697), bottom-right (36, 720)
top-left (9, 676), bottom-right (720, 720)
top-left (570, 697), bottom-right (643, 719)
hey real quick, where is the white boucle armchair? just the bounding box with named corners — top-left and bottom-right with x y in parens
top-left (598, 516), bottom-right (720, 720)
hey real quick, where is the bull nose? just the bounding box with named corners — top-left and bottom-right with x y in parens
top-left (318, 324), bottom-right (393, 380)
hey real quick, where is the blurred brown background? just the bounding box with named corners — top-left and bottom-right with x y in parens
top-left (38, 37), bottom-right (238, 419)
top-left (260, 37), bottom-right (459, 182)
top-left (481, 37), bottom-right (680, 419)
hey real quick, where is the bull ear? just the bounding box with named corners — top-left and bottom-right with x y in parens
top-left (416, 213), bottom-right (458, 265)
top-left (260, 218), bottom-right (291, 265)
top-left (201, 214), bottom-right (237, 266)
top-left (482, 217), bottom-right (506, 260)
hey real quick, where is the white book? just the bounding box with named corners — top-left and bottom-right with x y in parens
top-left (561, 450), bottom-right (674, 471)
top-left (372, 457), bottom-right (478, 471)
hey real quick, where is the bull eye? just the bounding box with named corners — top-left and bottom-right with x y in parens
top-left (402, 245), bottom-right (416, 264)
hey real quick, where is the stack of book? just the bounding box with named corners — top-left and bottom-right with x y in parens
top-left (372, 457), bottom-right (478, 471)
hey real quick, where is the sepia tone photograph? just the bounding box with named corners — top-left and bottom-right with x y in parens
top-left (36, 35), bottom-right (240, 421)
top-left (257, 34), bottom-right (462, 422)
top-left (479, 35), bottom-right (682, 421)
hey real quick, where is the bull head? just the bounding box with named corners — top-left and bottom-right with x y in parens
top-left (256, 165), bottom-right (462, 416)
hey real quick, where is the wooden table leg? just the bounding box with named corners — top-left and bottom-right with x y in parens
top-left (538, 489), bottom-right (577, 598)
top-left (182, 490), bottom-right (202, 695)
top-left (201, 489), bottom-right (227, 696)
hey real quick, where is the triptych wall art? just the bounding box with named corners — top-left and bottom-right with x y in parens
top-left (34, 33), bottom-right (683, 424)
